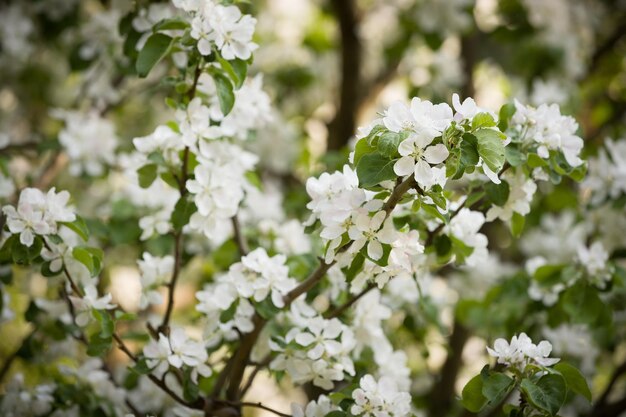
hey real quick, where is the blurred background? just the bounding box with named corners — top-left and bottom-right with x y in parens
top-left (1, 0), bottom-right (626, 416)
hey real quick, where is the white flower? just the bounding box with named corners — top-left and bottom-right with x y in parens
top-left (577, 242), bottom-right (611, 287)
top-left (351, 374), bottom-right (412, 417)
top-left (393, 135), bottom-right (449, 189)
top-left (452, 93), bottom-right (489, 120)
top-left (447, 208), bottom-right (488, 266)
top-left (137, 253), bottom-right (174, 309)
top-left (3, 189), bottom-right (50, 246)
top-left (348, 211), bottom-right (394, 260)
top-left (138, 209), bottom-right (172, 240)
top-left (133, 124), bottom-right (184, 164)
top-left (291, 395), bottom-right (338, 417)
top-left (175, 97), bottom-right (211, 147)
top-left (0, 374), bottom-right (55, 417)
top-left (51, 109), bottom-right (117, 176)
top-left (70, 285), bottom-right (116, 327)
top-left (383, 98), bottom-right (452, 141)
top-left (144, 328), bottom-right (211, 380)
top-left (487, 333), bottom-right (559, 370)
top-left (294, 317), bottom-right (344, 360)
top-left (0, 171), bottom-right (15, 198)
top-left (189, 2), bottom-right (257, 60)
top-left (512, 101), bottom-right (583, 167)
top-left (486, 170), bottom-right (537, 222)
top-left (228, 248), bottom-right (296, 307)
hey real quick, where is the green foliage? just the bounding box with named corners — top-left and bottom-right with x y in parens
top-left (72, 246), bottom-right (103, 277)
top-left (520, 374), bottom-right (566, 415)
top-left (136, 33), bottom-right (174, 77)
top-left (356, 153), bottom-right (398, 188)
top-left (475, 128), bottom-right (506, 172)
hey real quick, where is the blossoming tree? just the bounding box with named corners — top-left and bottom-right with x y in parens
top-left (1, 1), bottom-right (625, 417)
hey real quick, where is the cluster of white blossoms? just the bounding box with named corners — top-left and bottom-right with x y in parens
top-left (486, 170), bottom-right (537, 222)
top-left (350, 374), bottom-right (412, 417)
top-left (197, 74), bottom-right (273, 140)
top-left (51, 109), bottom-right (118, 177)
top-left (487, 333), bottom-right (560, 371)
top-left (446, 207), bottom-right (488, 266)
top-left (291, 395), bottom-right (338, 417)
top-left (137, 252), bottom-right (174, 309)
top-left (186, 141), bottom-right (258, 241)
top-left (175, 0), bottom-right (257, 60)
top-left (0, 374), bottom-right (55, 417)
top-left (384, 98), bottom-right (452, 189)
top-left (69, 285), bottom-right (116, 326)
top-left (270, 304), bottom-right (356, 390)
top-left (195, 248), bottom-right (295, 342)
top-left (143, 327), bottom-right (212, 382)
top-left (583, 138), bottom-right (626, 204)
top-left (511, 100), bottom-right (584, 168)
top-left (2, 187), bottom-right (76, 246)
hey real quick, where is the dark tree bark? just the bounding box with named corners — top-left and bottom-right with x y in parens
top-left (327, 0), bottom-right (362, 151)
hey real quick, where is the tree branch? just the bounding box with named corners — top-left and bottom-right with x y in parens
top-left (231, 215), bottom-right (249, 256)
top-left (327, 0), bottom-right (362, 151)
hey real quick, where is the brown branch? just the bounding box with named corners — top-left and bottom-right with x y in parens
top-left (325, 282), bottom-right (376, 319)
top-left (231, 215), bottom-right (249, 256)
top-left (327, 0), bottom-right (362, 151)
top-left (427, 321), bottom-right (470, 416)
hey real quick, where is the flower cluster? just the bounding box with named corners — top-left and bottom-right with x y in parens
top-left (351, 374), bottom-right (412, 417)
top-left (270, 302), bottom-right (356, 389)
top-left (511, 101), bottom-right (584, 167)
top-left (137, 252), bottom-right (174, 309)
top-left (52, 109), bottom-right (118, 177)
top-left (143, 327), bottom-right (211, 381)
top-left (487, 333), bottom-right (560, 371)
top-left (176, 0), bottom-right (258, 60)
top-left (2, 187), bottom-right (75, 246)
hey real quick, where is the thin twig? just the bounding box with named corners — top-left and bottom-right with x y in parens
top-left (231, 215), bottom-right (249, 256)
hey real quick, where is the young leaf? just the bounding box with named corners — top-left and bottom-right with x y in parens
top-left (520, 374), bottom-right (566, 416)
top-left (136, 33), bottom-right (173, 77)
top-left (482, 373), bottom-right (515, 407)
top-left (554, 363), bottom-right (592, 402)
top-left (475, 128), bottom-right (506, 172)
top-left (485, 180), bottom-right (510, 207)
top-left (137, 164), bottom-right (158, 189)
top-left (212, 72), bottom-right (235, 115)
top-left (171, 197), bottom-right (197, 232)
top-left (356, 153), bottom-right (397, 188)
top-left (462, 374), bottom-right (488, 412)
top-left (59, 215), bottom-right (90, 241)
top-left (377, 131), bottom-right (401, 158)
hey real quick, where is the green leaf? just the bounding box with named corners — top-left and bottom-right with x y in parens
top-left (505, 146), bottom-right (526, 167)
top-left (554, 363), bottom-right (592, 402)
top-left (212, 72), bottom-right (235, 115)
top-left (562, 282), bottom-right (604, 324)
top-left (93, 309), bottom-right (115, 338)
top-left (136, 33), bottom-right (173, 77)
top-left (153, 18), bottom-right (189, 32)
top-left (511, 212), bottom-right (525, 237)
top-left (520, 374), bottom-right (566, 415)
top-left (472, 112), bottom-right (496, 130)
top-left (568, 163), bottom-right (587, 182)
top-left (353, 138), bottom-right (377, 166)
top-left (377, 131), bottom-right (401, 158)
top-left (475, 128), bottom-right (506, 172)
top-left (356, 153), bottom-right (397, 188)
top-left (534, 264), bottom-right (565, 283)
top-left (72, 246), bottom-right (103, 277)
top-left (87, 334), bottom-right (112, 357)
top-left (171, 197), bottom-right (197, 232)
top-left (59, 215), bottom-right (90, 241)
top-left (137, 164), bottom-right (158, 188)
top-left (485, 180), bottom-right (510, 207)
top-left (460, 134), bottom-right (479, 167)
top-left (462, 374), bottom-right (488, 412)
top-left (11, 237), bottom-right (43, 265)
top-left (482, 373), bottom-right (515, 406)
top-left (218, 56), bottom-right (248, 89)
top-left (498, 102), bottom-right (516, 131)
top-left (483, 373), bottom-right (515, 407)
top-left (527, 153), bottom-right (548, 168)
